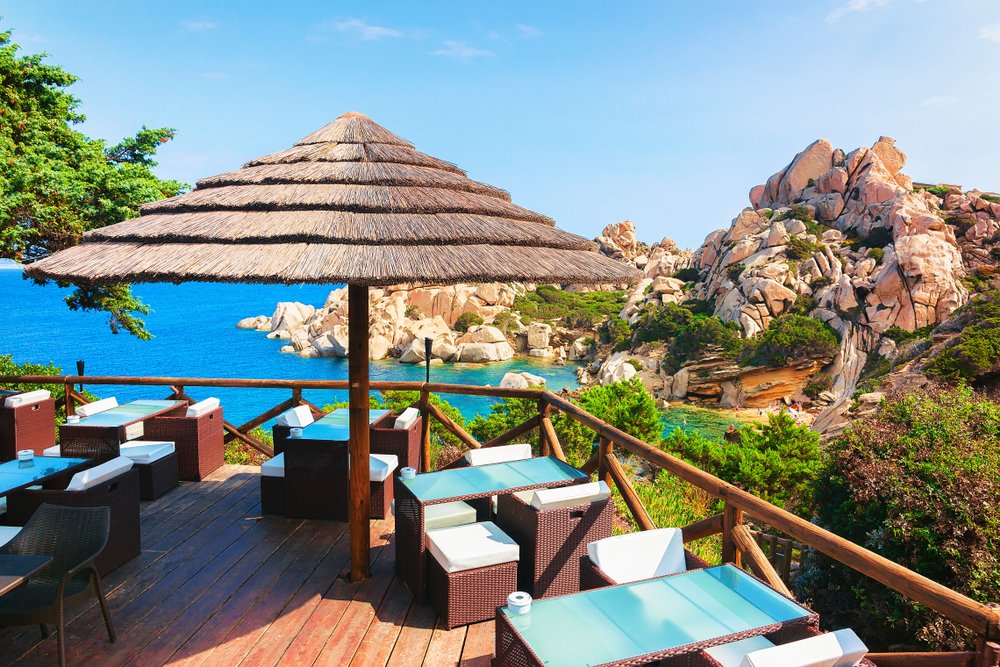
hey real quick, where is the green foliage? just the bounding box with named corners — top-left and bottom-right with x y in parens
top-left (227, 428), bottom-right (269, 466)
top-left (867, 247), bottom-right (884, 263)
top-left (884, 325), bottom-right (933, 344)
top-left (775, 204), bottom-right (815, 224)
top-left (798, 386), bottom-right (1000, 650)
top-left (727, 262), bottom-right (746, 282)
top-left (802, 373), bottom-right (831, 399)
top-left (663, 411), bottom-right (821, 511)
top-left (404, 305), bottom-right (422, 320)
top-left (0, 354), bottom-right (69, 418)
top-left (0, 28), bottom-right (185, 339)
top-left (990, 247), bottom-right (1000, 261)
top-left (453, 312), bottom-right (484, 333)
top-left (929, 291), bottom-right (1000, 382)
top-left (512, 284), bottom-right (626, 330)
top-left (786, 236), bottom-right (822, 260)
top-left (490, 310), bottom-right (521, 336)
top-left (633, 302), bottom-right (692, 344)
top-left (981, 193), bottom-right (1000, 204)
top-left (626, 358), bottom-right (643, 371)
top-left (917, 184), bottom-right (952, 198)
top-left (635, 303), bottom-right (743, 374)
top-left (673, 267), bottom-right (700, 282)
top-left (810, 276), bottom-right (832, 288)
top-left (741, 314), bottom-right (839, 367)
top-left (790, 294), bottom-right (816, 315)
top-left (599, 315), bottom-right (631, 348)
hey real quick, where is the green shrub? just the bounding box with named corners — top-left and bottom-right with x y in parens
top-left (490, 310), bottom-right (521, 335)
top-left (798, 386), bottom-right (1000, 650)
top-left (868, 247), bottom-right (884, 263)
top-left (811, 276), bottom-right (833, 288)
top-left (599, 315), bottom-right (632, 349)
top-left (917, 184), bottom-right (952, 198)
top-left (741, 314), bottom-right (839, 367)
top-left (627, 358), bottom-right (643, 371)
top-left (775, 204), bottom-right (816, 224)
top-left (686, 298), bottom-right (716, 316)
top-left (884, 325), bottom-right (933, 344)
top-left (513, 285), bottom-right (626, 329)
top-left (0, 355), bottom-right (96, 420)
top-left (454, 312), bottom-right (484, 333)
top-left (790, 294), bottom-right (816, 315)
top-left (786, 236), bottom-right (822, 260)
top-left (404, 305), bottom-right (422, 319)
top-left (981, 193), bottom-right (1000, 204)
top-left (727, 262), bottom-right (746, 282)
top-left (663, 410), bottom-right (820, 512)
top-left (928, 291), bottom-right (1000, 382)
top-left (633, 302), bottom-right (693, 344)
top-left (802, 373), bottom-right (831, 399)
top-left (673, 267), bottom-right (700, 282)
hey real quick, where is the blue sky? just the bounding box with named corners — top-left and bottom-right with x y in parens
top-left (5, 0), bottom-right (1000, 249)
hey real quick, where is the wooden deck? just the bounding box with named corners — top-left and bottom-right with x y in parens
top-left (0, 465), bottom-right (495, 666)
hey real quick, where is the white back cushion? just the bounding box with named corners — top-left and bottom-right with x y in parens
top-left (531, 481), bottom-right (610, 510)
top-left (587, 527), bottom-right (686, 584)
top-left (42, 445), bottom-right (61, 457)
top-left (394, 407), bottom-right (419, 430)
top-left (76, 397), bottom-right (119, 417)
top-left (464, 443), bottom-right (532, 466)
top-left (0, 526), bottom-right (21, 547)
top-left (66, 456), bottom-right (133, 491)
top-left (740, 629), bottom-right (867, 667)
top-left (3, 389), bottom-right (51, 408)
top-left (261, 452), bottom-right (284, 478)
top-left (706, 636), bottom-right (776, 667)
top-left (186, 397), bottom-right (220, 418)
top-left (370, 454), bottom-right (398, 482)
top-left (276, 405), bottom-right (314, 428)
top-left (426, 521), bottom-right (519, 573)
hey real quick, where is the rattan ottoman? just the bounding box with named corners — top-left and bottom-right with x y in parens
top-left (134, 452), bottom-right (179, 501)
top-left (495, 490), bottom-right (613, 598)
top-left (0, 395), bottom-right (56, 460)
top-left (426, 521), bottom-right (519, 629)
top-left (259, 452), bottom-right (395, 519)
top-left (144, 406), bottom-right (224, 481)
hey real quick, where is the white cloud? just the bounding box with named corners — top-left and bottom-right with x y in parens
top-left (980, 23), bottom-right (1000, 42)
top-left (515, 23), bottom-right (542, 39)
top-left (918, 95), bottom-right (960, 108)
top-left (825, 0), bottom-right (892, 23)
top-left (183, 19), bottom-right (217, 32)
top-left (333, 18), bottom-right (403, 41)
top-left (433, 40), bottom-right (495, 58)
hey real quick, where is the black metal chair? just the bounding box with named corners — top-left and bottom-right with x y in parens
top-left (0, 504), bottom-right (116, 666)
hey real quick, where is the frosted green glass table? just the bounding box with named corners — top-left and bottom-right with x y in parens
top-left (394, 456), bottom-right (589, 601)
top-left (59, 400), bottom-right (187, 459)
top-left (0, 457), bottom-right (89, 496)
top-left (287, 408), bottom-right (389, 443)
top-left (494, 564), bottom-right (818, 666)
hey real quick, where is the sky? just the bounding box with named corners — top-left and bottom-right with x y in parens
top-left (4, 0), bottom-right (1000, 250)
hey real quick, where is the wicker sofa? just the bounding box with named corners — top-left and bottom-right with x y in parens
top-left (0, 390), bottom-right (56, 460)
top-left (143, 398), bottom-right (224, 481)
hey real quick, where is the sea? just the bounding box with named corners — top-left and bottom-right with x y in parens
top-left (0, 266), bottom-right (743, 436)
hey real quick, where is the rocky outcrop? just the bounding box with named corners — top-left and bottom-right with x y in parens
top-left (499, 372), bottom-right (547, 389)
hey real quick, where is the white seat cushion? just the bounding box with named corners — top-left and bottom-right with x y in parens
top-left (186, 397), bottom-right (220, 418)
top-left (119, 440), bottom-right (175, 464)
top-left (276, 405), bottom-right (314, 428)
top-left (261, 452), bottom-right (284, 478)
top-left (426, 521), bottom-right (519, 573)
top-left (369, 454), bottom-right (398, 482)
top-left (706, 636), bottom-right (776, 667)
top-left (463, 443), bottom-right (532, 466)
top-left (76, 397), bottom-right (118, 418)
top-left (0, 526), bottom-right (21, 547)
top-left (3, 389), bottom-right (51, 409)
top-left (587, 527), bottom-right (686, 584)
top-left (42, 445), bottom-right (61, 457)
top-left (65, 456), bottom-right (133, 491)
top-left (740, 629), bottom-right (867, 667)
top-left (425, 501), bottom-right (477, 531)
top-left (76, 397), bottom-right (118, 417)
top-left (393, 407), bottom-right (419, 430)
top-left (530, 481), bottom-right (610, 510)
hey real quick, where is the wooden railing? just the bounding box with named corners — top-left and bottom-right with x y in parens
top-left (3, 373), bottom-right (999, 666)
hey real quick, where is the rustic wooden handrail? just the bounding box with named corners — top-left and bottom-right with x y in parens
top-left (731, 524), bottom-right (792, 598)
top-left (3, 373), bottom-right (999, 655)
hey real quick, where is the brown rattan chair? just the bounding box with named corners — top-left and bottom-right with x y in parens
top-left (0, 504), bottom-right (116, 667)
top-left (143, 401), bottom-right (224, 481)
top-left (495, 485), bottom-right (613, 598)
top-left (662, 624), bottom-right (876, 666)
top-left (6, 459), bottom-right (141, 575)
top-left (370, 410), bottom-right (421, 472)
top-left (0, 392), bottom-right (56, 460)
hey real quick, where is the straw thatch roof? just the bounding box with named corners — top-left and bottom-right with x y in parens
top-left (27, 112), bottom-right (640, 286)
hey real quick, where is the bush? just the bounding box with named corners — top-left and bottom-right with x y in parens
top-left (884, 325), bottom-right (933, 344)
top-left (599, 315), bottom-right (632, 349)
top-left (727, 262), bottom-right (746, 282)
top-left (673, 267), bottom-right (700, 283)
top-left (775, 204), bottom-right (816, 224)
top-left (404, 305), bottom-right (422, 319)
top-left (454, 312), bottom-right (484, 333)
top-left (798, 386), bottom-right (1000, 650)
top-left (490, 310), bottom-right (521, 335)
top-left (634, 303), bottom-right (743, 375)
top-left (741, 314), bottom-right (839, 367)
top-left (868, 247), bottom-right (884, 263)
top-left (928, 291), bottom-right (1000, 382)
top-left (663, 410), bottom-right (820, 512)
top-left (790, 294), bottom-right (816, 315)
top-left (633, 302), bottom-right (693, 344)
top-left (786, 236), bottom-right (822, 260)
top-left (0, 355), bottom-right (93, 420)
top-left (513, 285), bottom-right (626, 329)
top-left (802, 373), bottom-right (831, 399)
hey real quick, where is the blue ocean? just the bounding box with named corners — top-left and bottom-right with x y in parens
top-left (0, 267), bottom-right (585, 423)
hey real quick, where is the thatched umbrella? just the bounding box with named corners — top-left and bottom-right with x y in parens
top-left (27, 111), bottom-right (641, 580)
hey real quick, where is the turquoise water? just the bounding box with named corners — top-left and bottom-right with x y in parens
top-left (0, 269), bottom-right (582, 423)
top-left (660, 404), bottom-right (754, 440)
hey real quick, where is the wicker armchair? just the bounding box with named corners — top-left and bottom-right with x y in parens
top-left (143, 399), bottom-right (224, 481)
top-left (370, 410), bottom-right (421, 472)
top-left (6, 458), bottom-right (141, 575)
top-left (0, 391), bottom-right (56, 460)
top-left (0, 504), bottom-right (117, 667)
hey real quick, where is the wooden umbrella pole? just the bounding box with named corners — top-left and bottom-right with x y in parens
top-left (348, 284), bottom-right (371, 582)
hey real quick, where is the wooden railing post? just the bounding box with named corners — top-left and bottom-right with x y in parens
top-left (419, 388), bottom-right (431, 472)
top-left (597, 436), bottom-right (612, 488)
top-left (63, 383), bottom-right (75, 416)
top-left (537, 400), bottom-right (551, 457)
top-left (722, 503), bottom-right (744, 568)
top-left (291, 387), bottom-right (302, 406)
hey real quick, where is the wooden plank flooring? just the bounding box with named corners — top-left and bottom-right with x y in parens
top-left (0, 465), bottom-right (494, 666)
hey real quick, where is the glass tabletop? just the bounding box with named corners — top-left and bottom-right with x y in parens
top-left (501, 565), bottom-right (811, 667)
top-left (0, 457), bottom-right (89, 495)
top-left (401, 456), bottom-right (588, 502)
top-left (289, 408), bottom-right (390, 442)
top-left (72, 400), bottom-right (184, 428)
